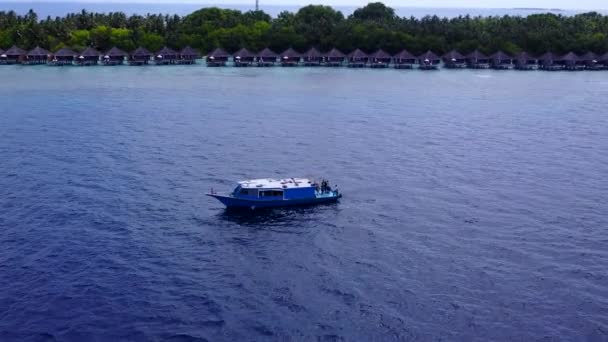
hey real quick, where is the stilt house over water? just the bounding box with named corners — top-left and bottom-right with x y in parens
top-left (1, 46), bottom-right (26, 64)
top-left (490, 51), bottom-right (514, 69)
top-left (442, 50), bottom-right (466, 68)
top-left (155, 46), bottom-right (179, 65)
top-left (103, 47), bottom-right (127, 65)
top-left (600, 52), bottom-right (608, 69)
top-left (130, 47), bottom-right (153, 65)
top-left (347, 49), bottom-right (368, 68)
top-left (78, 47), bottom-right (101, 66)
top-left (257, 48), bottom-right (278, 67)
top-left (234, 48), bottom-right (255, 67)
top-left (369, 49), bottom-right (392, 68)
top-left (560, 52), bottom-right (584, 70)
top-left (324, 48), bottom-right (345, 66)
top-left (206, 48), bottom-right (230, 66)
top-left (50, 48), bottom-right (77, 66)
top-left (280, 48), bottom-right (301, 67)
top-left (26, 46), bottom-right (50, 65)
top-left (393, 49), bottom-right (416, 69)
top-left (179, 46), bottom-right (199, 64)
top-left (466, 49), bottom-right (490, 68)
top-left (580, 52), bottom-right (601, 70)
top-left (515, 52), bottom-right (538, 70)
top-left (418, 50), bottom-right (441, 69)
top-left (303, 47), bottom-right (322, 66)
top-left (538, 52), bottom-right (563, 70)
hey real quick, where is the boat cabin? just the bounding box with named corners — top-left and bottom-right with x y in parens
top-left (233, 178), bottom-right (318, 201)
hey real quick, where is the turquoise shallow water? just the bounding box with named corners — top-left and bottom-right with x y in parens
top-left (1, 65), bottom-right (608, 341)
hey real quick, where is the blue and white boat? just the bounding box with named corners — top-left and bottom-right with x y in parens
top-left (207, 178), bottom-right (341, 209)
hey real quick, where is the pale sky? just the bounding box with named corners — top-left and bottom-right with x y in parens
top-left (9, 0), bottom-right (608, 10)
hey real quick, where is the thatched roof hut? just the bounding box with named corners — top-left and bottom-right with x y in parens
top-left (27, 46), bottom-right (50, 59)
top-left (514, 52), bottom-right (538, 69)
top-left (442, 50), bottom-right (465, 62)
top-left (104, 47), bottom-right (127, 59)
top-left (3, 46), bottom-right (26, 62)
top-left (280, 48), bottom-right (301, 61)
top-left (257, 48), bottom-right (278, 59)
top-left (560, 51), bottom-right (580, 65)
top-left (370, 49), bottom-right (391, 62)
top-left (79, 47), bottom-right (101, 62)
top-left (601, 52), bottom-right (608, 62)
top-left (348, 49), bottom-right (368, 61)
top-left (303, 47), bottom-right (322, 63)
top-left (466, 49), bottom-right (490, 67)
top-left (538, 52), bottom-right (559, 65)
top-left (180, 46), bottom-right (200, 59)
top-left (0, 48), bottom-right (4, 56)
top-left (325, 48), bottom-right (345, 62)
top-left (155, 46), bottom-right (178, 60)
top-left (490, 51), bottom-right (513, 64)
top-left (418, 51), bottom-right (440, 63)
top-left (131, 47), bottom-right (152, 59)
top-left (580, 51), bottom-right (598, 63)
top-left (206, 47), bottom-right (229, 66)
top-left (234, 48), bottom-right (256, 62)
top-left (54, 48), bottom-right (78, 60)
top-left (394, 49), bottom-right (416, 62)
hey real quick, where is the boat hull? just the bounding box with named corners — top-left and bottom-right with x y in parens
top-left (207, 193), bottom-right (341, 209)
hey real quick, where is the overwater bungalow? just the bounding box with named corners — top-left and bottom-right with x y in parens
top-left (347, 49), bottom-right (368, 68)
top-left (155, 46), bottom-right (178, 65)
top-left (303, 47), bottom-right (322, 66)
top-left (207, 48), bottom-right (230, 66)
top-left (233, 48), bottom-right (255, 67)
top-left (130, 47), bottom-right (152, 65)
top-left (579, 52), bottom-right (601, 70)
top-left (257, 48), bottom-right (278, 67)
top-left (538, 52), bottom-right (563, 71)
top-left (490, 51), bottom-right (514, 69)
top-left (442, 50), bottom-right (466, 68)
top-left (103, 47), bottom-right (127, 65)
top-left (324, 48), bottom-right (345, 67)
top-left (560, 52), bottom-right (584, 71)
top-left (25, 46), bottom-right (50, 65)
top-left (1, 46), bottom-right (26, 65)
top-left (514, 52), bottom-right (538, 70)
top-left (417, 51), bottom-right (441, 70)
top-left (369, 49), bottom-right (392, 68)
top-left (280, 48), bottom-right (301, 67)
top-left (466, 50), bottom-right (490, 69)
top-left (179, 46), bottom-right (200, 65)
top-left (77, 47), bottom-right (101, 66)
top-left (393, 49), bottom-right (416, 69)
top-left (599, 52), bottom-right (608, 69)
top-left (49, 48), bottom-right (77, 66)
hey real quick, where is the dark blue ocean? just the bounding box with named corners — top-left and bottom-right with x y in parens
top-left (1, 1), bottom-right (605, 18)
top-left (1, 65), bottom-right (608, 341)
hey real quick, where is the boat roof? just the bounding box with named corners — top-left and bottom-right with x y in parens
top-left (238, 178), bottom-right (314, 189)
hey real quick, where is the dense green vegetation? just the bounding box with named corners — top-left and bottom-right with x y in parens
top-left (1, 2), bottom-right (608, 55)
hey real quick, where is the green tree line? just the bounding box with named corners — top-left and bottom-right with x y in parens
top-left (1, 2), bottom-right (608, 55)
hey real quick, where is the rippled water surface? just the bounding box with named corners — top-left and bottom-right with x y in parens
top-left (1, 66), bottom-right (607, 341)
